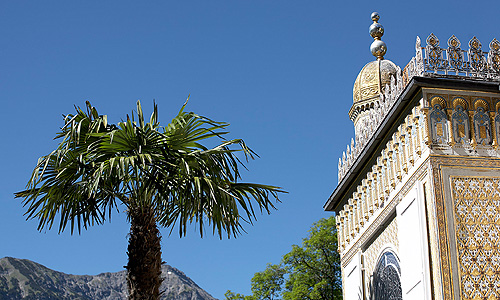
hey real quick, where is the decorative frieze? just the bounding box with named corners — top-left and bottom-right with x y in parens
top-left (423, 93), bottom-right (500, 153)
top-left (336, 106), bottom-right (426, 253)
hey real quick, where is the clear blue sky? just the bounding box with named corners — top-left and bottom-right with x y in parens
top-left (1, 1), bottom-right (499, 299)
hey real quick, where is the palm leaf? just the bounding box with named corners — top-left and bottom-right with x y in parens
top-left (16, 100), bottom-right (285, 238)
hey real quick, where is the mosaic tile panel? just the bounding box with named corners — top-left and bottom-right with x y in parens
top-left (451, 176), bottom-right (500, 299)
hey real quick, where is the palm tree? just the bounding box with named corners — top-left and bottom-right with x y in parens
top-left (15, 100), bottom-right (284, 300)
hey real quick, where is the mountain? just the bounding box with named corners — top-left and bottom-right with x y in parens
top-left (0, 257), bottom-right (216, 300)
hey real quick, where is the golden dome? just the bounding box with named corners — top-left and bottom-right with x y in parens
top-left (348, 12), bottom-right (399, 122)
top-left (352, 59), bottom-right (397, 105)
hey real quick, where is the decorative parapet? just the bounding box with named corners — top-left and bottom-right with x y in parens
top-left (338, 34), bottom-right (500, 183)
top-left (421, 34), bottom-right (500, 78)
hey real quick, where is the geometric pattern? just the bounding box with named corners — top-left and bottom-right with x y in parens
top-left (451, 176), bottom-right (500, 299)
top-left (363, 217), bottom-right (399, 279)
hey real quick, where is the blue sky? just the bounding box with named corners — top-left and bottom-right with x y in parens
top-left (1, 1), bottom-right (500, 299)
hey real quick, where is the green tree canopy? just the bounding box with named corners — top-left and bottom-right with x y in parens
top-left (251, 264), bottom-right (286, 300)
top-left (225, 290), bottom-right (255, 300)
top-left (226, 216), bottom-right (342, 300)
top-left (282, 217), bottom-right (342, 300)
top-left (16, 100), bottom-right (284, 300)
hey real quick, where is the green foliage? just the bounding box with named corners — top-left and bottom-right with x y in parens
top-left (282, 217), bottom-right (342, 300)
top-left (226, 216), bottom-right (342, 300)
top-left (224, 290), bottom-right (254, 300)
top-left (15, 100), bottom-right (284, 238)
top-left (251, 264), bottom-right (285, 300)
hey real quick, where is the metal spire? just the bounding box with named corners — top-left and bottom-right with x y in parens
top-left (369, 12), bottom-right (387, 60)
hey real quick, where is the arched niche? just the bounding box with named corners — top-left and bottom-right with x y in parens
top-left (370, 249), bottom-right (403, 300)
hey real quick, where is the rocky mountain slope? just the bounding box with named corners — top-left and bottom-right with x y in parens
top-left (0, 257), bottom-right (216, 300)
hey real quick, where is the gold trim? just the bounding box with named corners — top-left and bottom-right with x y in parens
top-left (430, 157), bottom-right (454, 300)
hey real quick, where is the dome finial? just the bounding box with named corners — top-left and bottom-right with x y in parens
top-left (369, 12), bottom-right (387, 60)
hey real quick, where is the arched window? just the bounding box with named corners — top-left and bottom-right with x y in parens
top-left (370, 251), bottom-right (402, 300)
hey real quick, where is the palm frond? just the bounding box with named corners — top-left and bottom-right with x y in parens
top-left (16, 99), bottom-right (285, 238)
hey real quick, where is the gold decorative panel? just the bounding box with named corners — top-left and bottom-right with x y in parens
top-left (437, 123), bottom-right (444, 136)
top-left (480, 126), bottom-right (487, 139)
top-left (451, 176), bottom-right (500, 299)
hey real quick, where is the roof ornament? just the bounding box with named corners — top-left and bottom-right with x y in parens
top-left (369, 12), bottom-right (387, 60)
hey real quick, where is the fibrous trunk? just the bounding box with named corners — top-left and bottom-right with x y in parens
top-left (126, 205), bottom-right (163, 300)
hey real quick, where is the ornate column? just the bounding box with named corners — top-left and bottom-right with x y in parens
top-left (399, 125), bottom-right (409, 174)
top-left (350, 199), bottom-right (359, 234)
top-left (336, 215), bottom-right (343, 252)
top-left (362, 179), bottom-right (370, 220)
top-left (372, 165), bottom-right (381, 209)
top-left (342, 208), bottom-right (350, 244)
top-left (406, 116), bottom-right (415, 166)
top-left (422, 107), bottom-right (433, 146)
top-left (356, 189), bottom-right (364, 229)
top-left (392, 132), bottom-right (402, 181)
top-left (413, 107), bottom-right (422, 156)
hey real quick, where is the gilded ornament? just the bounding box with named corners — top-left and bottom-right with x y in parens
top-left (473, 98), bottom-right (489, 111)
top-left (452, 97), bottom-right (469, 110)
top-left (431, 95), bottom-right (447, 108)
top-left (469, 36), bottom-right (481, 50)
top-left (369, 23), bottom-right (384, 39)
top-left (427, 33), bottom-right (440, 47)
top-left (490, 38), bottom-right (500, 51)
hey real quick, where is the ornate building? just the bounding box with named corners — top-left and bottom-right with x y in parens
top-left (324, 12), bottom-right (500, 300)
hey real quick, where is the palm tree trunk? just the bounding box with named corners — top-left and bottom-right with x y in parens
top-left (126, 205), bottom-right (163, 300)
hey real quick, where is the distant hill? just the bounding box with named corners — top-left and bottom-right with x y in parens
top-left (0, 257), bottom-right (216, 300)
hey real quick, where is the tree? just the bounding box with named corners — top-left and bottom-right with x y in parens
top-left (251, 264), bottom-right (286, 300)
top-left (16, 100), bottom-right (284, 300)
top-left (225, 290), bottom-right (254, 300)
top-left (282, 217), bottom-right (342, 300)
top-left (225, 216), bottom-right (341, 300)
top-left (226, 264), bottom-right (285, 300)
